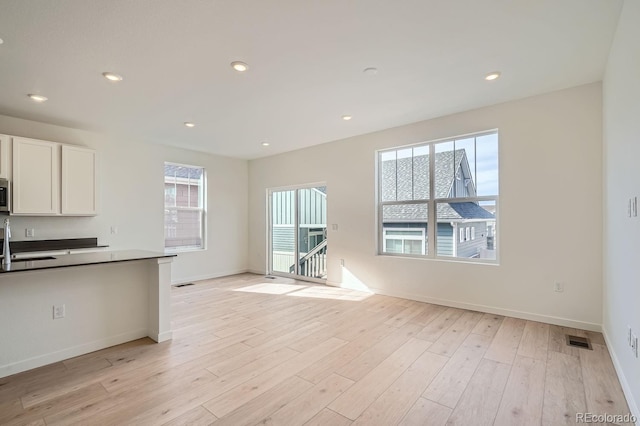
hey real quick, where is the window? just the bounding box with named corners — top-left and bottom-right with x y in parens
top-left (164, 163), bottom-right (205, 251)
top-left (383, 228), bottom-right (426, 255)
top-left (378, 131), bottom-right (498, 262)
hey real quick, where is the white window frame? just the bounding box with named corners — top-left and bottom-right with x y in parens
top-left (164, 162), bottom-right (206, 252)
top-left (377, 130), bottom-right (499, 263)
top-left (382, 228), bottom-right (426, 255)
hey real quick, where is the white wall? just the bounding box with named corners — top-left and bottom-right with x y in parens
top-left (249, 83), bottom-right (603, 330)
top-left (603, 0), bottom-right (640, 417)
top-left (0, 114), bottom-right (249, 283)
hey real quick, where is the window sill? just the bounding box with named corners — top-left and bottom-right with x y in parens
top-left (376, 253), bottom-right (499, 266)
top-left (164, 246), bottom-right (206, 255)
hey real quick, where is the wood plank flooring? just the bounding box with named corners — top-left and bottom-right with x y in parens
top-left (0, 273), bottom-right (633, 425)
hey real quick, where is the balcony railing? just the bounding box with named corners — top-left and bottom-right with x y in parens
top-left (289, 240), bottom-right (327, 279)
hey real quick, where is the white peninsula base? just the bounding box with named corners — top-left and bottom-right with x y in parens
top-left (0, 253), bottom-right (173, 379)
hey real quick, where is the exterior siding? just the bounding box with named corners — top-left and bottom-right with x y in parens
top-left (272, 225), bottom-right (295, 252)
top-left (271, 188), bottom-right (326, 225)
top-left (437, 223), bottom-right (453, 256)
top-left (455, 222), bottom-right (489, 258)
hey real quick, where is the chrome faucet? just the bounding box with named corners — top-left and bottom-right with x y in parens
top-left (3, 218), bottom-right (10, 267)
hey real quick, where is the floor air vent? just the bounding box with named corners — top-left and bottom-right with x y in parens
top-left (565, 335), bottom-right (592, 350)
top-left (264, 276), bottom-right (276, 279)
top-left (175, 283), bottom-right (194, 288)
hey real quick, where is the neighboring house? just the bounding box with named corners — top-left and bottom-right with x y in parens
top-left (381, 149), bottom-right (496, 258)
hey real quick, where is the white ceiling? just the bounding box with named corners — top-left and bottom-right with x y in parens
top-left (0, 0), bottom-right (622, 159)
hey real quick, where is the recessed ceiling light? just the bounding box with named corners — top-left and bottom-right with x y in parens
top-left (0, 38), bottom-right (4, 45)
top-left (102, 72), bottom-right (123, 82)
top-left (184, 122), bottom-right (195, 128)
top-left (27, 94), bottom-right (48, 103)
top-left (261, 142), bottom-right (270, 147)
top-left (485, 71), bottom-right (501, 81)
top-left (342, 115), bottom-right (352, 121)
top-left (363, 67), bottom-right (378, 75)
top-left (231, 61), bottom-right (249, 72)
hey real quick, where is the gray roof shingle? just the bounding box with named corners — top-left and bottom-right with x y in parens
top-left (164, 164), bottom-right (203, 179)
top-left (381, 149), bottom-right (494, 222)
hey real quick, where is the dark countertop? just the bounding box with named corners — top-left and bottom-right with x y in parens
top-left (0, 250), bottom-right (176, 274)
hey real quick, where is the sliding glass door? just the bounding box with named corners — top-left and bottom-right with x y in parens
top-left (269, 185), bottom-right (327, 280)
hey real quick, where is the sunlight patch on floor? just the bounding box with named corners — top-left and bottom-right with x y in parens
top-left (287, 286), bottom-right (372, 301)
top-left (233, 283), bottom-right (308, 294)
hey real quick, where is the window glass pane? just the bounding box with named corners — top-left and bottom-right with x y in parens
top-left (404, 240), bottom-right (423, 255)
top-left (453, 137), bottom-right (476, 198)
top-left (380, 151), bottom-right (397, 202)
top-left (396, 148), bottom-right (413, 201)
top-left (475, 133), bottom-right (499, 196)
top-left (436, 201), bottom-right (496, 259)
top-left (380, 147), bottom-right (429, 202)
top-left (385, 239), bottom-right (403, 254)
top-left (413, 146), bottom-right (429, 200)
top-left (164, 208), bottom-right (203, 249)
top-left (382, 204), bottom-right (428, 255)
top-left (434, 141), bottom-right (455, 198)
top-left (164, 163), bottom-right (205, 250)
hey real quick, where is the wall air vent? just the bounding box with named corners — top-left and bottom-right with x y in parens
top-left (565, 335), bottom-right (592, 350)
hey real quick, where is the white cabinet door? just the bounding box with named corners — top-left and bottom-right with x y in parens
top-left (12, 137), bottom-right (61, 215)
top-left (0, 134), bottom-right (11, 179)
top-left (61, 145), bottom-right (97, 215)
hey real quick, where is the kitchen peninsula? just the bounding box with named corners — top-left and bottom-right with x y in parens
top-left (0, 250), bottom-right (174, 378)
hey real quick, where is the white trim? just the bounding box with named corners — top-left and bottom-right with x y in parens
top-left (602, 329), bottom-right (640, 424)
top-left (149, 330), bottom-right (173, 343)
top-left (0, 328), bottom-right (148, 379)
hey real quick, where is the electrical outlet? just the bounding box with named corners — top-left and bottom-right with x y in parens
top-left (53, 304), bottom-right (65, 319)
top-left (110, 226), bottom-right (118, 235)
top-left (25, 228), bottom-right (35, 238)
top-left (554, 281), bottom-right (564, 292)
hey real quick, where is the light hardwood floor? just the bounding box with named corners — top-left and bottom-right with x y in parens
top-left (0, 273), bottom-right (633, 425)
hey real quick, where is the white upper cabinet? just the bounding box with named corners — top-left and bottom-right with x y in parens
top-left (11, 136), bottom-right (98, 216)
top-left (0, 134), bottom-right (12, 179)
top-left (12, 137), bottom-right (61, 215)
top-left (61, 145), bottom-right (97, 215)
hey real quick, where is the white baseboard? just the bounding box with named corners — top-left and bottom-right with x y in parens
top-left (0, 328), bottom-right (148, 379)
top-left (150, 330), bottom-right (173, 343)
top-left (171, 269), bottom-right (249, 285)
top-left (602, 329), bottom-right (640, 425)
top-left (248, 269), bottom-right (267, 275)
top-left (342, 285), bottom-right (602, 332)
